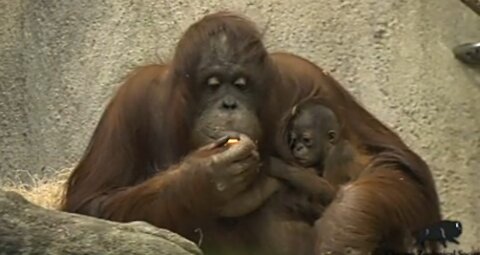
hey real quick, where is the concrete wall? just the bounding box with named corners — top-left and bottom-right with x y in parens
top-left (1, 0), bottom-right (479, 249)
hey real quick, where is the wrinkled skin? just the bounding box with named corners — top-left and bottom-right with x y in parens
top-left (288, 104), bottom-right (340, 168)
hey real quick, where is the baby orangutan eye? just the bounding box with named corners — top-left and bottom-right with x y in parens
top-left (234, 77), bottom-right (247, 88)
top-left (288, 132), bottom-right (297, 149)
top-left (207, 76), bottom-right (221, 87)
top-left (302, 137), bottom-right (312, 147)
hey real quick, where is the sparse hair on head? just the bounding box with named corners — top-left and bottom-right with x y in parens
top-left (172, 11), bottom-right (268, 78)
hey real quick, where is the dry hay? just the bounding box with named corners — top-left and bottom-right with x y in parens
top-left (2, 167), bottom-right (73, 210)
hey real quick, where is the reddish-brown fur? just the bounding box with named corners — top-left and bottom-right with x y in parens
top-left (61, 12), bottom-right (441, 255)
top-left (61, 12), bottom-right (273, 242)
top-left (270, 53), bottom-right (441, 253)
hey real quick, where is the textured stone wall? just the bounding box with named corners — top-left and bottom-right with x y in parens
top-left (0, 0), bottom-right (479, 249)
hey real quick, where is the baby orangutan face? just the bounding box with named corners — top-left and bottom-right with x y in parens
top-left (288, 104), bottom-right (339, 167)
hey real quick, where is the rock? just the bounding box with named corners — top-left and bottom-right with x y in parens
top-left (0, 189), bottom-right (202, 255)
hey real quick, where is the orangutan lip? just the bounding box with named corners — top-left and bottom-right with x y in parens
top-left (294, 156), bottom-right (307, 164)
top-left (203, 128), bottom-right (228, 141)
top-left (206, 133), bottom-right (220, 140)
top-left (203, 126), bottom-right (240, 140)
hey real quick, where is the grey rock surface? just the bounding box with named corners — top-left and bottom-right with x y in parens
top-left (0, 189), bottom-right (202, 255)
top-left (0, 0), bottom-right (479, 249)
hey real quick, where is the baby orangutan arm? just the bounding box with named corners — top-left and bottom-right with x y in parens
top-left (268, 157), bottom-right (337, 205)
top-left (218, 174), bottom-right (282, 217)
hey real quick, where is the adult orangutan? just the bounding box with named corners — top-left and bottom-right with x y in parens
top-left (62, 12), bottom-right (288, 255)
top-left (61, 11), bottom-right (442, 255)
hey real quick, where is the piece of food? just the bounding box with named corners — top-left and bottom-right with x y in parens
top-left (226, 138), bottom-right (240, 145)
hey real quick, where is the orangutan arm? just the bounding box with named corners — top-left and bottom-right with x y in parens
top-left (267, 157), bottom-right (337, 205)
top-left (315, 169), bottom-right (441, 254)
top-left (218, 174), bottom-right (282, 217)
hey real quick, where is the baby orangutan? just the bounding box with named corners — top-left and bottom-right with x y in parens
top-left (213, 101), bottom-right (364, 255)
top-left (216, 117), bottom-right (340, 219)
top-left (218, 100), bottom-right (367, 215)
top-left (283, 101), bottom-right (365, 186)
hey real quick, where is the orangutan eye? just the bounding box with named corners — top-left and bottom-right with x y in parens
top-left (233, 77), bottom-right (247, 88)
top-left (302, 137), bottom-right (312, 147)
top-left (207, 76), bottom-right (221, 87)
top-left (288, 132), bottom-right (297, 148)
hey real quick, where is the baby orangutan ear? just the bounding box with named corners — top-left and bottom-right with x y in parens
top-left (327, 130), bottom-right (337, 144)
